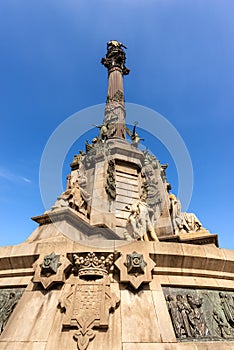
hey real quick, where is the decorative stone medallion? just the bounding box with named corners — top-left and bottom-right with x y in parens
top-left (124, 251), bottom-right (146, 276)
top-left (33, 252), bottom-right (72, 289)
top-left (115, 251), bottom-right (155, 289)
top-left (41, 252), bottom-right (61, 276)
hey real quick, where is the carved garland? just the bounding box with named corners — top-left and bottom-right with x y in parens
top-left (105, 160), bottom-right (116, 200)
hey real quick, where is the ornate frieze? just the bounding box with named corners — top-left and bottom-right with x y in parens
top-left (106, 90), bottom-right (124, 103)
top-left (105, 160), bottom-right (116, 200)
top-left (0, 288), bottom-right (24, 334)
top-left (163, 287), bottom-right (234, 341)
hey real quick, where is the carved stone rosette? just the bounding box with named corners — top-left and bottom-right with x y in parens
top-left (115, 251), bottom-right (155, 289)
top-left (33, 252), bottom-right (72, 289)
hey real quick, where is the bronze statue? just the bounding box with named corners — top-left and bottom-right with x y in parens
top-left (213, 310), bottom-right (231, 338)
top-left (186, 294), bottom-right (209, 338)
top-left (101, 40), bottom-right (130, 75)
top-left (176, 294), bottom-right (192, 338)
top-left (166, 295), bottom-right (185, 338)
top-left (94, 122), bottom-right (115, 142)
top-left (125, 122), bottom-right (144, 148)
top-left (219, 292), bottom-right (234, 327)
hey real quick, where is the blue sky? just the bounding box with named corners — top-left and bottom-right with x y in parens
top-left (0, 0), bottom-right (234, 249)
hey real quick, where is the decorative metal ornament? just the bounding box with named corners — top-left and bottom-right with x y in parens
top-left (33, 252), bottom-right (72, 289)
top-left (124, 251), bottom-right (147, 277)
top-left (115, 251), bottom-right (155, 290)
top-left (105, 160), bottom-right (116, 200)
top-left (40, 252), bottom-right (61, 276)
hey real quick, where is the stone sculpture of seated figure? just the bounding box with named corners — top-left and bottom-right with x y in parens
top-left (169, 193), bottom-right (203, 234)
top-left (50, 174), bottom-right (90, 217)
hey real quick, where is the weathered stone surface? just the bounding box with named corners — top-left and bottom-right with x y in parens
top-left (33, 253), bottom-right (72, 289)
top-left (122, 344), bottom-right (198, 350)
top-left (88, 283), bottom-right (121, 350)
top-left (0, 288), bottom-right (25, 335)
top-left (1, 290), bottom-right (62, 342)
top-left (152, 290), bottom-right (176, 342)
top-left (121, 288), bottom-right (161, 343)
top-left (0, 342), bottom-right (47, 350)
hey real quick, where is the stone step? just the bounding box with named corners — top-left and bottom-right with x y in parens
top-left (116, 181), bottom-right (138, 192)
top-left (116, 202), bottom-right (133, 211)
top-left (116, 170), bottom-right (138, 180)
top-left (116, 175), bottom-right (138, 187)
top-left (116, 188), bottom-right (139, 202)
top-left (116, 217), bottom-right (128, 227)
top-left (116, 210), bottom-right (130, 220)
top-left (115, 164), bottom-right (138, 176)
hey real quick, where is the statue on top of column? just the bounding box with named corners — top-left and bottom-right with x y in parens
top-left (101, 40), bottom-right (130, 75)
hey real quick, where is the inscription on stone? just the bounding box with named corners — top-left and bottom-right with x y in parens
top-left (0, 288), bottom-right (24, 334)
top-left (163, 287), bottom-right (234, 341)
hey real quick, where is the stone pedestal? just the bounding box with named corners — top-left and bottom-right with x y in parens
top-left (1, 236), bottom-right (234, 349)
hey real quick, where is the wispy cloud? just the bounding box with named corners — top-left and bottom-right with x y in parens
top-left (21, 176), bottom-right (32, 183)
top-left (0, 168), bottom-right (31, 184)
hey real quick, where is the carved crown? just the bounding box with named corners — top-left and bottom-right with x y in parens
top-left (73, 252), bottom-right (114, 277)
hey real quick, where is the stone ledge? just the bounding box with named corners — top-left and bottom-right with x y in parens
top-left (154, 266), bottom-right (234, 281)
top-left (122, 342), bottom-right (234, 350)
top-left (159, 232), bottom-right (219, 247)
top-left (0, 241), bottom-right (234, 280)
top-left (31, 207), bottom-right (120, 240)
top-left (0, 267), bottom-right (33, 278)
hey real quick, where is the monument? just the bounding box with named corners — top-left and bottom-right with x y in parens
top-left (0, 41), bottom-right (234, 350)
